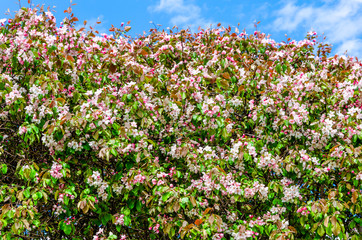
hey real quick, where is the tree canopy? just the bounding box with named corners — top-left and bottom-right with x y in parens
top-left (0, 6), bottom-right (361, 240)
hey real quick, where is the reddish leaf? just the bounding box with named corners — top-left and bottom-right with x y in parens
top-left (216, 166), bottom-right (226, 174)
top-left (125, 26), bottom-right (131, 32)
top-left (324, 216), bottom-right (329, 227)
top-left (288, 226), bottom-right (297, 233)
top-left (56, 98), bottom-right (66, 105)
top-left (352, 191), bottom-right (358, 204)
top-left (195, 219), bottom-right (203, 226)
top-left (221, 72), bottom-right (231, 80)
top-left (140, 48), bottom-right (148, 56)
top-left (49, 100), bottom-right (55, 108)
top-left (184, 223), bottom-right (194, 231)
top-left (190, 196), bottom-right (196, 207)
top-left (47, 125), bottom-right (55, 134)
top-left (203, 208), bottom-right (212, 215)
top-left (109, 64), bottom-right (117, 73)
top-left (66, 55), bottom-right (75, 62)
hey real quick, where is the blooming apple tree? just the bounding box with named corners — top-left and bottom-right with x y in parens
top-left (0, 6), bottom-right (361, 240)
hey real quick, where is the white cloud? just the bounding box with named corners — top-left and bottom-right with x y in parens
top-left (148, 0), bottom-right (214, 33)
top-left (270, 0), bottom-right (362, 58)
top-left (335, 39), bottom-right (362, 58)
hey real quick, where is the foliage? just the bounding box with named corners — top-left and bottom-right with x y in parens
top-left (0, 6), bottom-right (361, 240)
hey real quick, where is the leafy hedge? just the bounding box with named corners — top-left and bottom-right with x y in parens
top-left (0, 6), bottom-right (361, 240)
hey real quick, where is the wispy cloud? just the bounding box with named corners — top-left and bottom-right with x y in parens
top-left (270, 0), bottom-right (362, 57)
top-left (335, 39), bottom-right (362, 58)
top-left (148, 0), bottom-right (214, 33)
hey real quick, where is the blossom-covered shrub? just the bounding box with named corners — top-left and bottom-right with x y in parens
top-left (0, 6), bottom-right (361, 240)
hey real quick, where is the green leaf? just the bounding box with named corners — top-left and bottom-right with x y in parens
top-left (222, 128), bottom-right (229, 139)
top-left (133, 101), bottom-right (138, 110)
top-left (181, 91), bottom-right (186, 100)
top-left (64, 196), bottom-right (69, 205)
top-left (30, 169), bottom-right (36, 179)
top-left (36, 192), bottom-right (43, 200)
top-left (101, 213), bottom-right (112, 226)
top-left (162, 192), bottom-right (172, 202)
top-left (33, 220), bottom-right (40, 227)
top-left (110, 148), bottom-right (118, 157)
top-left (170, 227), bottom-right (176, 237)
top-left (126, 162), bottom-right (133, 170)
top-left (231, 76), bottom-right (237, 83)
top-left (282, 64), bottom-right (287, 73)
top-left (317, 225), bottom-right (325, 236)
top-left (93, 55), bottom-right (100, 63)
top-left (124, 215), bottom-right (131, 226)
top-left (326, 224), bottom-right (333, 236)
top-left (61, 169), bottom-right (67, 178)
top-left (180, 197), bottom-right (189, 209)
top-left (24, 188), bottom-right (30, 199)
top-left (300, 216), bottom-right (306, 226)
top-left (32, 48), bottom-right (39, 58)
top-left (216, 118), bottom-right (224, 128)
top-left (136, 200), bottom-right (142, 212)
top-left (48, 45), bottom-right (57, 53)
top-left (64, 224), bottom-right (72, 235)
top-left (113, 123), bottom-right (120, 131)
top-left (128, 200), bottom-right (135, 209)
top-left (1, 164), bottom-right (7, 174)
top-left (73, 91), bottom-right (80, 102)
top-left (123, 208), bottom-right (130, 216)
top-left (351, 235), bottom-right (359, 240)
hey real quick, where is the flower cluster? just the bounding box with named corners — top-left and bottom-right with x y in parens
top-left (297, 206), bottom-right (310, 215)
top-left (50, 162), bottom-right (63, 179)
top-left (88, 171), bottom-right (109, 201)
top-left (114, 215), bottom-right (125, 226)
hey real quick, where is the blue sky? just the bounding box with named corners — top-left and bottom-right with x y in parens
top-left (1, 0), bottom-right (362, 58)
